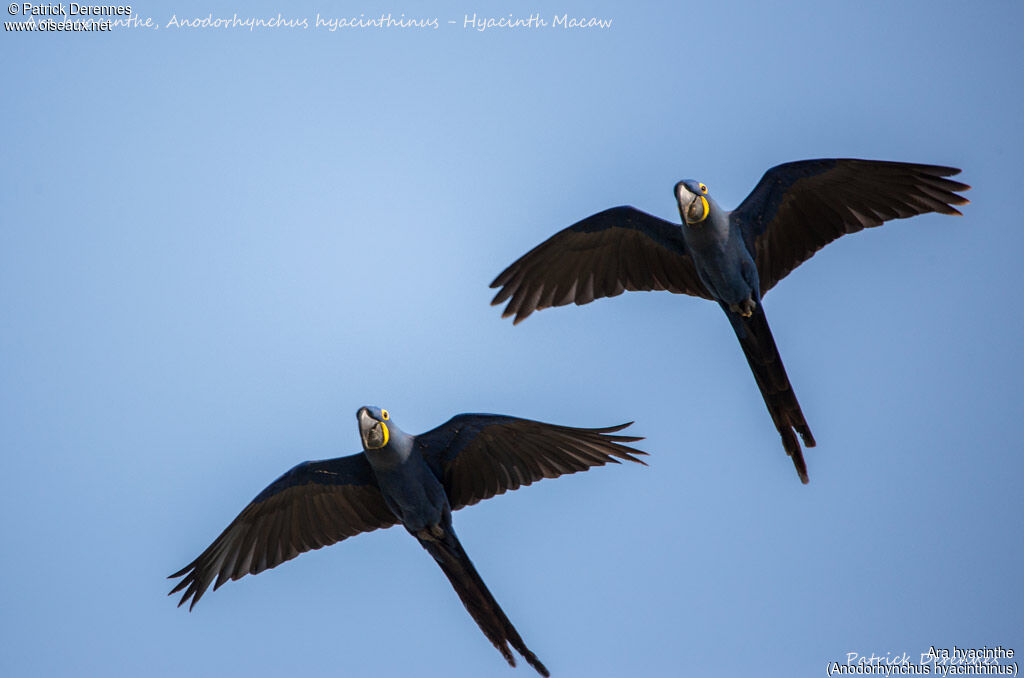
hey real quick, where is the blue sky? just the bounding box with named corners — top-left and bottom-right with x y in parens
top-left (2, 1), bottom-right (1021, 676)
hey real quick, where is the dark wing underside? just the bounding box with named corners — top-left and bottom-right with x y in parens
top-left (415, 414), bottom-right (647, 511)
top-left (490, 206), bottom-right (711, 323)
top-left (732, 158), bottom-right (971, 293)
top-left (168, 454), bottom-right (398, 610)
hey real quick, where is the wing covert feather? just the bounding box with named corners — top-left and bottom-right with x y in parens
top-left (416, 414), bottom-right (647, 511)
top-left (732, 159), bottom-right (970, 292)
top-left (168, 454), bottom-right (397, 610)
top-left (491, 206), bottom-right (710, 323)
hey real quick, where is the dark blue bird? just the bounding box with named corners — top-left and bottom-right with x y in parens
top-left (490, 159), bottom-right (970, 483)
top-left (169, 406), bottom-right (647, 676)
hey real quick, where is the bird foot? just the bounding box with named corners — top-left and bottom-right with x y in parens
top-left (417, 524), bottom-right (446, 541)
top-left (730, 298), bottom-right (756, 317)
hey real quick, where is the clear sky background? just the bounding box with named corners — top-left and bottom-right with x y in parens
top-left (2, 1), bottom-right (1021, 676)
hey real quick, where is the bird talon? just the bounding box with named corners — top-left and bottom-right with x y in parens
top-left (417, 524), bottom-right (446, 541)
top-left (730, 299), bottom-right (756, 317)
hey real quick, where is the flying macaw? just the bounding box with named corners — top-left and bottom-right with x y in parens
top-left (170, 406), bottom-right (647, 676)
top-left (490, 159), bottom-right (969, 482)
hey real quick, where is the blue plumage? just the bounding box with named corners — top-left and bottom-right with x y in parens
top-left (491, 158), bottom-right (970, 482)
top-left (170, 406), bottom-right (646, 676)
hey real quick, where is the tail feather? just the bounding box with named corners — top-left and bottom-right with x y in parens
top-left (725, 303), bottom-right (815, 483)
top-left (419, 527), bottom-right (550, 677)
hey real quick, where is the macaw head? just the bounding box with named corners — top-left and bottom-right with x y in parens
top-left (357, 406), bottom-right (395, 450)
top-left (674, 179), bottom-right (711, 225)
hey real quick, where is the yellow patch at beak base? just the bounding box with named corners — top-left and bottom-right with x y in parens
top-left (686, 195), bottom-right (710, 224)
top-left (365, 421), bottom-right (390, 449)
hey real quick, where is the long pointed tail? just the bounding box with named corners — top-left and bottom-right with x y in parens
top-left (418, 525), bottom-right (549, 677)
top-left (724, 303), bottom-right (815, 483)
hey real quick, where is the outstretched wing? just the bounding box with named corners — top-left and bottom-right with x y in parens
top-left (168, 454), bottom-right (398, 610)
top-left (731, 159), bottom-right (970, 293)
top-left (490, 206), bottom-right (711, 324)
top-left (416, 414), bottom-right (647, 511)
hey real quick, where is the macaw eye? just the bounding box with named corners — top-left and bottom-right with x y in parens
top-left (381, 410), bottom-right (389, 420)
top-left (699, 183), bottom-right (707, 194)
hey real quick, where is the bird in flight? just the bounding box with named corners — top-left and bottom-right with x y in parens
top-left (490, 159), bottom-right (970, 483)
top-left (169, 406), bottom-right (647, 676)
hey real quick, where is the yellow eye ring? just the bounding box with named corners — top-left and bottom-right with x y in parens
top-left (699, 183), bottom-right (707, 194)
top-left (381, 409), bottom-right (389, 420)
